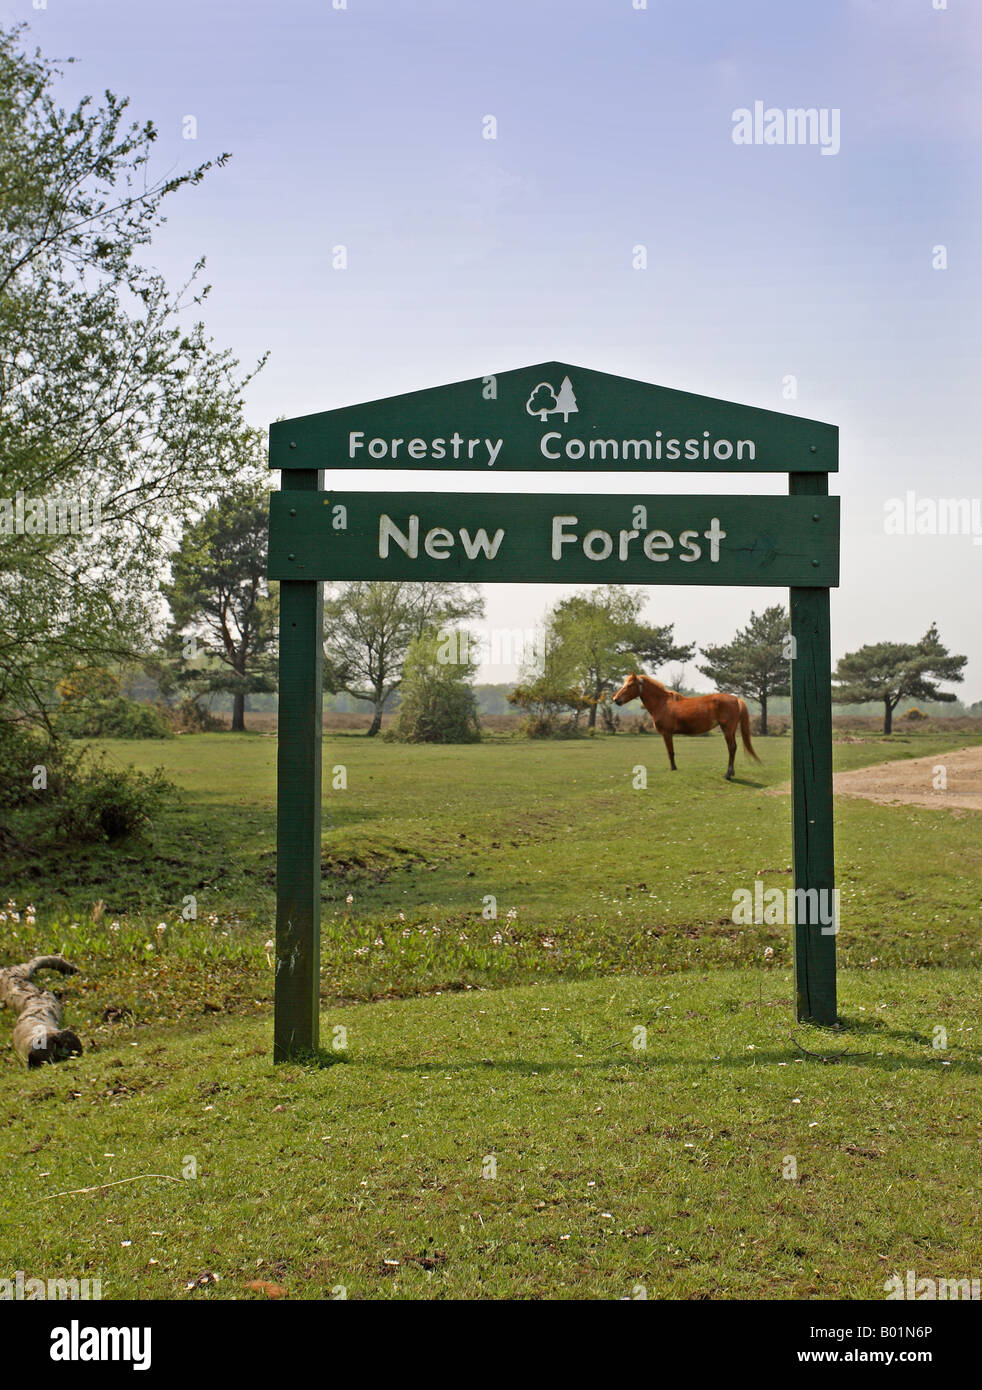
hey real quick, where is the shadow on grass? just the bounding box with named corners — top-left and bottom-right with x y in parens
top-left (288, 1047), bottom-right (350, 1069)
top-left (356, 1048), bottom-right (982, 1076)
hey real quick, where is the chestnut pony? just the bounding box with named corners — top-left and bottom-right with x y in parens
top-left (612, 673), bottom-right (760, 780)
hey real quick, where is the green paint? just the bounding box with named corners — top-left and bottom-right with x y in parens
top-left (789, 472), bottom-right (837, 1026)
top-left (270, 362), bottom-right (838, 475)
top-left (273, 467), bottom-right (324, 1061)
top-left (269, 491), bottom-right (839, 588)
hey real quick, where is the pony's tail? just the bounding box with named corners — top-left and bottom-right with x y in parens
top-left (739, 701), bottom-right (761, 762)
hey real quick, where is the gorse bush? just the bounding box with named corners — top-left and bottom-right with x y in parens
top-left (164, 698), bottom-right (224, 734)
top-left (508, 677), bottom-right (593, 737)
top-left (53, 761), bottom-right (172, 842)
top-left (53, 663), bottom-right (173, 738)
top-left (0, 721), bottom-right (173, 844)
top-left (55, 695), bottom-right (175, 740)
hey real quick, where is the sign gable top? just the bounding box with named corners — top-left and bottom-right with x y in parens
top-left (269, 361), bottom-right (837, 472)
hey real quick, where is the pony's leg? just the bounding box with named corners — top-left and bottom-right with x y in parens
top-left (661, 730), bottom-right (677, 771)
top-left (723, 723), bottom-right (737, 780)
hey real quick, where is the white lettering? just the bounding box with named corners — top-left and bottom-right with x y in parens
top-left (703, 517), bottom-right (726, 561)
top-left (378, 514), bottom-right (418, 558)
top-left (642, 529), bottom-right (673, 560)
top-left (459, 527), bottom-right (505, 559)
top-left (583, 529), bottom-right (613, 560)
top-left (424, 526), bottom-right (454, 559)
top-left (552, 515), bottom-right (579, 559)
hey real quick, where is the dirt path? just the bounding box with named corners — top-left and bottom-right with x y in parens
top-left (830, 744), bottom-right (982, 812)
top-left (764, 743), bottom-right (982, 811)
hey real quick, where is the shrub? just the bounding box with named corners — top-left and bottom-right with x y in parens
top-left (0, 721), bottom-right (80, 807)
top-left (55, 695), bottom-right (174, 739)
top-left (509, 678), bottom-right (592, 737)
top-left (53, 761), bottom-right (172, 842)
top-left (162, 697), bottom-right (224, 734)
top-left (393, 633), bottom-right (481, 744)
top-left (0, 720), bottom-right (172, 844)
top-left (905, 707), bottom-right (928, 721)
top-left (55, 666), bottom-right (120, 702)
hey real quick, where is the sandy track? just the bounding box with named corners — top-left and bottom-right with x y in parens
top-left (764, 743), bottom-right (982, 811)
top-left (830, 744), bottom-right (982, 812)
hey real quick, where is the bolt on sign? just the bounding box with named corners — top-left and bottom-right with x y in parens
top-left (268, 362), bottom-right (840, 1060)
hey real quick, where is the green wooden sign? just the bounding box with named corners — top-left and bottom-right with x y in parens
top-left (269, 367), bottom-right (840, 1062)
top-left (269, 491), bottom-right (839, 587)
top-left (270, 361), bottom-right (837, 475)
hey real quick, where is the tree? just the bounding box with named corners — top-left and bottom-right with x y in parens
top-left (393, 631), bottom-right (481, 743)
top-left (697, 604), bottom-right (791, 736)
top-left (526, 383), bottom-right (557, 420)
top-left (544, 586), bottom-right (694, 729)
top-left (554, 376), bottom-right (578, 422)
top-left (833, 623), bottom-right (967, 734)
top-left (0, 24), bottom-right (265, 729)
top-left (163, 482), bottom-right (275, 731)
top-left (323, 582), bottom-right (484, 736)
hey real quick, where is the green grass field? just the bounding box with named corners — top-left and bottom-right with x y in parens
top-left (1, 726), bottom-right (980, 1298)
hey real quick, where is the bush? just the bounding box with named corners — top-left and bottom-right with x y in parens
top-left (53, 761), bottom-right (172, 842)
top-left (752, 716), bottom-right (790, 736)
top-left (508, 677), bottom-right (593, 737)
top-left (0, 721), bottom-right (80, 807)
top-left (392, 633), bottom-right (481, 744)
top-left (0, 720), bottom-right (172, 844)
top-left (905, 707), bottom-right (928, 721)
top-left (162, 698), bottom-right (224, 734)
top-left (55, 695), bottom-right (174, 739)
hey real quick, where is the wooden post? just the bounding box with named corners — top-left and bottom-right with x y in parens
top-left (789, 471), bottom-right (837, 1025)
top-left (274, 466), bottom-right (324, 1060)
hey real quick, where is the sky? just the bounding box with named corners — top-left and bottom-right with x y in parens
top-left (6, 0), bottom-right (980, 694)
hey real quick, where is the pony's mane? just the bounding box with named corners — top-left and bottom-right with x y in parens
top-left (638, 674), bottom-right (681, 699)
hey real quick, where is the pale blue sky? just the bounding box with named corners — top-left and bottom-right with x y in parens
top-left (7, 0), bottom-right (981, 693)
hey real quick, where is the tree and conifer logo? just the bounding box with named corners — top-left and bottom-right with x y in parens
top-left (525, 375), bottom-right (579, 422)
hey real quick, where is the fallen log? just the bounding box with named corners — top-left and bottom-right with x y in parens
top-left (0, 955), bottom-right (82, 1066)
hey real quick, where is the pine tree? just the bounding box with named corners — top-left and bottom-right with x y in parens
top-left (697, 605), bottom-right (791, 735)
top-left (832, 623), bottom-right (966, 733)
top-left (554, 376), bottom-right (578, 422)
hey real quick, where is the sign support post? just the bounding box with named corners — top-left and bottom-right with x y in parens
top-left (273, 465), bottom-right (324, 1061)
top-left (789, 470), bottom-right (837, 1025)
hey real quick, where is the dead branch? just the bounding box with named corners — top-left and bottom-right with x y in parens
top-left (0, 955), bottom-right (82, 1066)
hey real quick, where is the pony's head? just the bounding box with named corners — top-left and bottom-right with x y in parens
top-left (612, 673), bottom-right (643, 706)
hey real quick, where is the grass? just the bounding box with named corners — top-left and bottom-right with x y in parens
top-left (1, 726), bottom-right (979, 1299)
top-left (1, 970), bottom-right (978, 1300)
top-left (2, 728), bottom-right (979, 1040)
